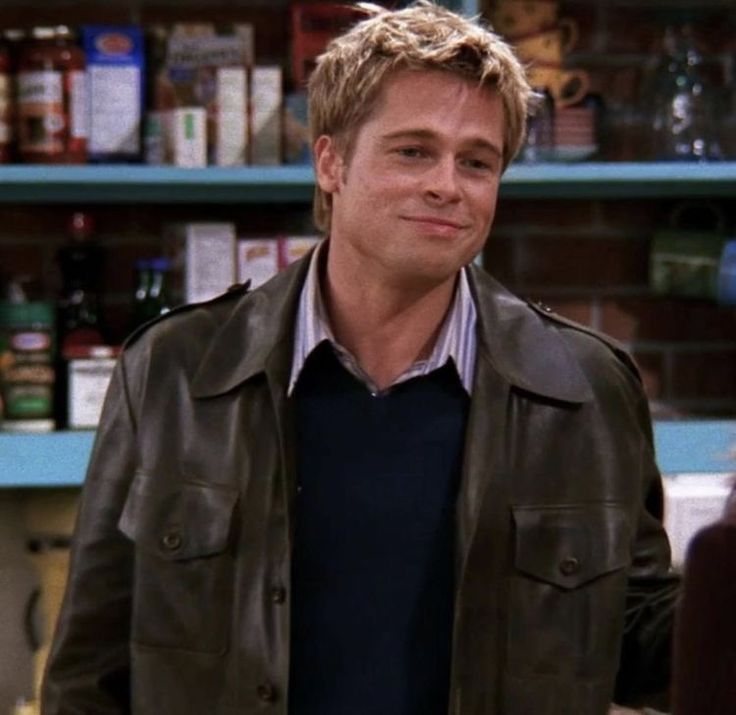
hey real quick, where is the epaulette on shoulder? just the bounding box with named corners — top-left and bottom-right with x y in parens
top-left (526, 299), bottom-right (641, 382)
top-left (123, 280), bottom-right (251, 349)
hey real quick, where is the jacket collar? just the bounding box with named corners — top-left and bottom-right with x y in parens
top-left (191, 256), bottom-right (311, 398)
top-left (191, 255), bottom-right (592, 403)
top-left (467, 264), bottom-right (592, 403)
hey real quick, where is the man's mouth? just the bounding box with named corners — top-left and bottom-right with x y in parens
top-left (401, 216), bottom-right (468, 230)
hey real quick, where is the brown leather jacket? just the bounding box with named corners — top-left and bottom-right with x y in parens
top-left (42, 256), bottom-right (679, 715)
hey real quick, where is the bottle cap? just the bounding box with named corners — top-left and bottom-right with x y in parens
top-left (68, 212), bottom-right (94, 241)
top-left (149, 257), bottom-right (172, 271)
top-left (31, 27), bottom-right (55, 40)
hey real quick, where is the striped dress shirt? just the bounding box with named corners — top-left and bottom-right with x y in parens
top-left (288, 241), bottom-right (477, 396)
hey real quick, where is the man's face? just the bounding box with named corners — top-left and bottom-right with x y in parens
top-left (314, 68), bottom-right (505, 288)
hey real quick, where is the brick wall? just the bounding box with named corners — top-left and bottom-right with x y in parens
top-left (485, 197), bottom-right (736, 417)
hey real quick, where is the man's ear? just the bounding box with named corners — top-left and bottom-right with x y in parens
top-left (314, 135), bottom-right (344, 194)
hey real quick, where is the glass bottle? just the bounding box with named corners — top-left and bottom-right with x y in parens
top-left (56, 211), bottom-right (105, 354)
top-left (130, 257), bottom-right (172, 332)
top-left (647, 24), bottom-right (722, 161)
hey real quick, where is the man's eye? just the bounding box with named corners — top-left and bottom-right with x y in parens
top-left (463, 158), bottom-right (492, 171)
top-left (397, 147), bottom-right (426, 158)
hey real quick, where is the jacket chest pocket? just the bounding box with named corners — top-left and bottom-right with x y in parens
top-left (506, 504), bottom-right (631, 682)
top-left (118, 471), bottom-right (239, 654)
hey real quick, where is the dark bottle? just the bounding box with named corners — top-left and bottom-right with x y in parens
top-left (130, 257), bottom-right (172, 333)
top-left (54, 212), bottom-right (105, 428)
top-left (56, 211), bottom-right (105, 354)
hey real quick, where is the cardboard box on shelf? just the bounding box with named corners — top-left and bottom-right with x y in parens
top-left (165, 222), bottom-right (237, 303)
top-left (663, 472), bottom-right (734, 567)
top-left (170, 106), bottom-right (207, 167)
top-left (279, 236), bottom-right (321, 268)
top-left (151, 23), bottom-right (253, 166)
top-left (237, 238), bottom-right (280, 289)
top-left (65, 345), bottom-right (120, 429)
top-left (251, 66), bottom-right (283, 165)
top-left (82, 26), bottom-right (145, 162)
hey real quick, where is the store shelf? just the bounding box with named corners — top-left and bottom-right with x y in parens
top-left (2, 162), bottom-right (736, 204)
top-left (2, 420), bottom-right (734, 488)
top-left (0, 430), bottom-right (95, 488)
top-left (0, 165), bottom-right (317, 204)
top-left (503, 162), bottom-right (736, 198)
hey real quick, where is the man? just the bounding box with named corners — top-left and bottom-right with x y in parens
top-left (42, 3), bottom-right (679, 714)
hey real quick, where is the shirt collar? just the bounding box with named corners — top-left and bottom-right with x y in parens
top-left (288, 241), bottom-right (477, 396)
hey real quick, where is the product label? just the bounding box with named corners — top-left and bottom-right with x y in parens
top-left (0, 325), bottom-right (55, 421)
top-left (251, 66), bottom-right (282, 165)
top-left (68, 358), bottom-right (116, 428)
top-left (17, 71), bottom-right (64, 153)
top-left (171, 107), bottom-right (206, 167)
top-left (89, 66), bottom-right (141, 154)
top-left (167, 35), bottom-right (248, 69)
top-left (10, 330), bottom-right (52, 352)
top-left (95, 32), bottom-right (134, 56)
top-left (69, 70), bottom-right (88, 139)
top-left (215, 67), bottom-right (247, 166)
top-left (0, 74), bottom-right (11, 143)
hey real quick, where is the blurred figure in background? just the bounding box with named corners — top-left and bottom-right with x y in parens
top-left (672, 482), bottom-right (736, 714)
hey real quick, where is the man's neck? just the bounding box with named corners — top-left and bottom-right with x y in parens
top-left (322, 244), bottom-right (458, 391)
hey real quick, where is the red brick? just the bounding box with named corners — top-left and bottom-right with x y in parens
top-left (631, 351), bottom-right (666, 400)
top-left (537, 296), bottom-right (594, 326)
top-left (100, 241), bottom-right (162, 294)
top-left (596, 200), bottom-right (664, 235)
top-left (671, 351), bottom-right (736, 399)
top-left (492, 199), bottom-right (597, 231)
top-left (503, 235), bottom-right (649, 288)
top-left (0, 3), bottom-right (131, 27)
top-left (482, 235), bottom-right (516, 286)
top-left (103, 304), bottom-right (136, 346)
top-left (601, 297), bottom-right (736, 343)
top-left (0, 245), bottom-right (47, 277)
top-left (599, 7), bottom-right (661, 54)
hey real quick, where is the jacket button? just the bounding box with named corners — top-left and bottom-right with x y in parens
top-left (559, 556), bottom-right (580, 576)
top-left (161, 530), bottom-right (183, 552)
top-left (257, 683), bottom-right (277, 703)
top-left (270, 586), bottom-right (286, 604)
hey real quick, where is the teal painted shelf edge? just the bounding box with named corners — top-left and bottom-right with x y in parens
top-left (1, 162), bottom-right (736, 202)
top-left (1, 420), bottom-right (735, 487)
top-left (0, 430), bottom-right (96, 488)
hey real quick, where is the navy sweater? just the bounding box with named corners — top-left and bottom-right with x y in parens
top-left (288, 343), bottom-right (470, 715)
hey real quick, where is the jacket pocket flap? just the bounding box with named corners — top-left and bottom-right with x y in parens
top-left (512, 504), bottom-right (631, 589)
top-left (118, 471), bottom-right (238, 561)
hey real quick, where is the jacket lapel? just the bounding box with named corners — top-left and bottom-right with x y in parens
top-left (190, 254), bottom-right (312, 398)
top-left (457, 266), bottom-right (594, 561)
top-left (451, 267), bottom-right (594, 713)
top-left (467, 264), bottom-right (593, 404)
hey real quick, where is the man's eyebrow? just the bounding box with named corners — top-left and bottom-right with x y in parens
top-left (380, 129), bottom-right (502, 159)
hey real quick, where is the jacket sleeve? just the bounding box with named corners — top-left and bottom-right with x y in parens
top-left (41, 353), bottom-right (138, 714)
top-left (613, 380), bottom-right (681, 709)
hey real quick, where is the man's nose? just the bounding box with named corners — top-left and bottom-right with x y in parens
top-left (423, 157), bottom-right (461, 203)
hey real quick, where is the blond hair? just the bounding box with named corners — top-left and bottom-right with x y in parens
top-left (307, 0), bottom-right (534, 233)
